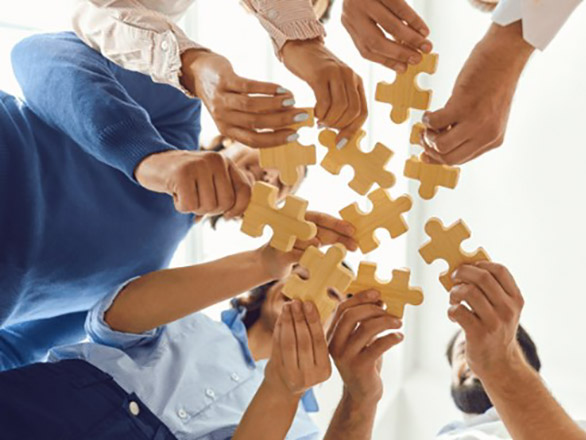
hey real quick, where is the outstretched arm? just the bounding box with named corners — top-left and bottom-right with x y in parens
top-left (449, 262), bottom-right (586, 440)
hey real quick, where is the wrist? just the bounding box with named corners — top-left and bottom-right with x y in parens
top-left (342, 386), bottom-right (381, 411)
top-left (134, 149), bottom-right (177, 191)
top-left (180, 48), bottom-right (214, 96)
top-left (476, 344), bottom-right (528, 384)
top-left (260, 380), bottom-right (303, 407)
top-left (481, 22), bottom-right (534, 74)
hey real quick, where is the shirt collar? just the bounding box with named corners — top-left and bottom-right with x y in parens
top-left (221, 303), bottom-right (320, 413)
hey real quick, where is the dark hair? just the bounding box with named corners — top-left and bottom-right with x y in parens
top-left (446, 324), bottom-right (542, 372)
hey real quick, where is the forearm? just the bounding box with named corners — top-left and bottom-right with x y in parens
top-left (232, 381), bottom-right (300, 440)
top-left (106, 248), bottom-right (273, 333)
top-left (324, 390), bottom-right (379, 440)
top-left (480, 350), bottom-right (586, 440)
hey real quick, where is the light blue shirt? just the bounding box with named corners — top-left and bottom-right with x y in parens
top-left (49, 283), bottom-right (320, 440)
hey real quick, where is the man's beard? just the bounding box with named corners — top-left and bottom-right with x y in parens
top-left (451, 377), bottom-right (494, 415)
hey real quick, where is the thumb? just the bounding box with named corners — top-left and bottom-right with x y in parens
top-left (423, 102), bottom-right (459, 131)
top-left (224, 162), bottom-right (252, 219)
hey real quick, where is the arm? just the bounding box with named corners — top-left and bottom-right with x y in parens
top-left (324, 291), bottom-right (404, 440)
top-left (234, 300), bottom-right (331, 440)
top-left (449, 262), bottom-right (586, 440)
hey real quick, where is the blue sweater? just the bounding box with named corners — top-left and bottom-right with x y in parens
top-left (0, 33), bottom-right (201, 368)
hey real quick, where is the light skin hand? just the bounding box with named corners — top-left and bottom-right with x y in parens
top-left (181, 49), bottom-right (308, 148)
top-left (281, 39), bottom-right (367, 147)
top-left (422, 22), bottom-right (535, 166)
top-left (134, 150), bottom-right (251, 218)
top-left (342, 0), bottom-right (432, 73)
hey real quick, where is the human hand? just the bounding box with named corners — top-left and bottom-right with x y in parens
top-left (342, 0), bottom-right (432, 72)
top-left (448, 261), bottom-right (525, 379)
top-left (421, 23), bottom-right (534, 165)
top-left (281, 39), bottom-right (367, 148)
top-left (135, 150), bottom-right (251, 218)
top-left (264, 300), bottom-right (332, 397)
top-left (181, 50), bottom-right (308, 148)
top-left (328, 291), bottom-right (404, 403)
top-left (260, 212), bottom-right (358, 280)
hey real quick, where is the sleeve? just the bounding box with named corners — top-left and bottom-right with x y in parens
top-left (73, 0), bottom-right (207, 94)
top-left (242, 0), bottom-right (326, 58)
top-left (85, 277), bottom-right (164, 350)
top-left (492, 0), bottom-right (582, 50)
top-left (11, 33), bottom-right (182, 181)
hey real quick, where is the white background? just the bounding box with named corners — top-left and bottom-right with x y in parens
top-left (0, 1), bottom-right (585, 439)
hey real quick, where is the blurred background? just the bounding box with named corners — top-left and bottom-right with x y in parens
top-left (1, 1), bottom-right (585, 438)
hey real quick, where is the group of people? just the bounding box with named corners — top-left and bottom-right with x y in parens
top-left (0, 0), bottom-right (583, 439)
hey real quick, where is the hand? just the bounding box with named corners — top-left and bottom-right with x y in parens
top-left (328, 291), bottom-right (404, 403)
top-left (264, 301), bottom-right (332, 397)
top-left (281, 39), bottom-right (367, 148)
top-left (448, 261), bottom-right (525, 379)
top-left (181, 50), bottom-right (307, 148)
top-left (259, 212), bottom-right (358, 280)
top-left (342, 0), bottom-right (432, 72)
top-left (135, 149), bottom-right (251, 218)
top-left (421, 23), bottom-right (534, 165)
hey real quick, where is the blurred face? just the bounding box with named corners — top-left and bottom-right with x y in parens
top-left (450, 331), bottom-right (493, 415)
top-left (259, 265), bottom-right (345, 333)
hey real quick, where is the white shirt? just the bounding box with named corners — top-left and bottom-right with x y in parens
top-left (493, 0), bottom-right (582, 50)
top-left (73, 0), bottom-right (325, 93)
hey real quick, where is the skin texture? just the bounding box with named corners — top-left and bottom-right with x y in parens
top-left (421, 22), bottom-right (535, 165)
top-left (448, 261), bottom-right (586, 440)
top-left (342, 0), bottom-right (433, 73)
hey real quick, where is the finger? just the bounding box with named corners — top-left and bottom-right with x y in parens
top-left (291, 300), bottom-right (313, 370)
top-left (423, 105), bottom-right (460, 131)
top-left (174, 179), bottom-right (199, 214)
top-left (346, 314), bottom-right (402, 358)
top-left (362, 332), bottom-right (404, 364)
top-left (448, 304), bottom-right (482, 335)
top-left (333, 69), bottom-right (362, 130)
top-left (336, 78), bottom-right (368, 147)
top-left (271, 311), bottom-right (284, 366)
top-left (224, 163), bottom-right (252, 219)
top-left (452, 265), bottom-right (511, 312)
top-left (195, 165), bottom-right (219, 214)
top-left (223, 92), bottom-right (296, 114)
top-left (448, 283), bottom-right (499, 328)
top-left (304, 301), bottom-right (329, 368)
top-left (280, 304), bottom-right (298, 368)
top-left (314, 80), bottom-right (333, 123)
top-left (385, 0), bottom-right (431, 38)
top-left (210, 159), bottom-right (235, 214)
top-left (224, 126), bottom-right (297, 149)
top-left (370, 37), bottom-right (420, 66)
top-left (226, 76), bottom-right (293, 98)
top-left (439, 141), bottom-right (491, 166)
top-left (420, 143), bottom-right (447, 165)
top-left (424, 124), bottom-right (469, 155)
top-left (475, 261), bottom-right (524, 303)
top-left (223, 108), bottom-right (310, 131)
top-left (321, 76), bottom-right (348, 128)
top-left (315, 227), bottom-right (358, 251)
top-left (327, 290), bottom-right (381, 340)
top-left (306, 211), bottom-right (356, 237)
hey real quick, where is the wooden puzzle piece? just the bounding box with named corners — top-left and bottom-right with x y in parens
top-left (241, 182), bottom-right (317, 252)
top-left (419, 218), bottom-right (490, 291)
top-left (375, 53), bottom-right (439, 124)
top-left (410, 122), bottom-right (426, 146)
top-left (259, 108), bottom-right (316, 186)
top-left (319, 129), bottom-right (395, 195)
top-left (346, 262), bottom-right (423, 318)
top-left (339, 188), bottom-right (412, 254)
top-left (404, 156), bottom-right (460, 200)
top-left (283, 244), bottom-right (354, 320)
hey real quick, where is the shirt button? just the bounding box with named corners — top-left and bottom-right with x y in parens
top-left (267, 9), bottom-right (278, 20)
top-left (161, 40), bottom-right (169, 51)
top-left (205, 388), bottom-right (216, 398)
top-left (231, 373), bottom-right (240, 382)
top-left (178, 408), bottom-right (188, 419)
top-left (129, 401), bottom-right (140, 416)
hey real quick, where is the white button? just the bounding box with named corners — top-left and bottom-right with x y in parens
top-left (129, 401), bottom-right (140, 416)
top-left (178, 408), bottom-right (188, 419)
top-left (267, 9), bottom-right (278, 19)
top-left (231, 373), bottom-right (240, 382)
top-left (161, 40), bottom-right (169, 51)
top-left (205, 388), bottom-right (216, 398)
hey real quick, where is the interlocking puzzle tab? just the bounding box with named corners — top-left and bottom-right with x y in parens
top-left (339, 188), bottom-right (413, 254)
top-left (259, 108), bottom-right (316, 186)
top-left (419, 218), bottom-right (490, 291)
top-left (241, 182), bottom-right (317, 252)
top-left (375, 53), bottom-right (439, 124)
top-left (346, 262), bottom-right (423, 318)
top-left (283, 244), bottom-right (354, 320)
top-left (319, 129), bottom-right (395, 196)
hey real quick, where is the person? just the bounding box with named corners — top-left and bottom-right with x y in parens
top-left (437, 261), bottom-right (586, 439)
top-left (74, 0), bottom-right (367, 150)
top-left (0, 231), bottom-right (402, 439)
top-left (340, 0), bottom-right (581, 165)
top-left (0, 31), bottom-right (335, 370)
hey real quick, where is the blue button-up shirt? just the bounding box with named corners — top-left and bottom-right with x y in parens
top-left (49, 282), bottom-right (320, 440)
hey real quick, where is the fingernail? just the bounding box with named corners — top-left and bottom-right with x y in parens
top-left (367, 290), bottom-right (379, 299)
top-left (396, 64), bottom-right (407, 73)
top-left (420, 42), bottom-right (432, 53)
top-left (293, 112), bottom-right (310, 123)
top-left (303, 301), bottom-right (314, 313)
top-left (317, 122), bottom-right (326, 129)
top-left (422, 113), bottom-right (431, 126)
top-left (276, 86), bottom-right (289, 94)
top-left (292, 300), bottom-right (301, 312)
top-left (396, 333), bottom-right (404, 341)
top-left (420, 27), bottom-right (430, 37)
top-left (336, 138), bottom-right (348, 150)
top-left (409, 55), bottom-right (421, 65)
top-left (286, 133), bottom-right (299, 143)
top-left (282, 98), bottom-right (295, 107)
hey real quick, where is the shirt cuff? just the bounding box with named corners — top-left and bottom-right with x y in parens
top-left (493, 0), bottom-right (582, 50)
top-left (85, 277), bottom-right (164, 350)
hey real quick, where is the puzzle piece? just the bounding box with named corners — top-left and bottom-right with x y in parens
top-left (410, 122), bottom-right (426, 146)
top-left (283, 244), bottom-right (354, 320)
top-left (346, 263), bottom-right (423, 318)
top-left (339, 188), bottom-right (413, 253)
top-left (241, 182), bottom-right (317, 252)
top-left (419, 218), bottom-right (490, 291)
top-left (259, 108), bottom-right (316, 186)
top-left (375, 53), bottom-right (439, 124)
top-left (404, 156), bottom-right (460, 200)
top-left (319, 129), bottom-right (395, 195)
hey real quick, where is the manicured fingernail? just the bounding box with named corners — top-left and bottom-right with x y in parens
top-left (420, 42), bottom-right (432, 53)
top-left (293, 112), bottom-right (310, 123)
top-left (286, 133), bottom-right (299, 143)
top-left (276, 86), bottom-right (289, 94)
top-left (282, 98), bottom-right (295, 107)
top-left (336, 138), bottom-right (348, 150)
top-left (409, 55), bottom-right (421, 65)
